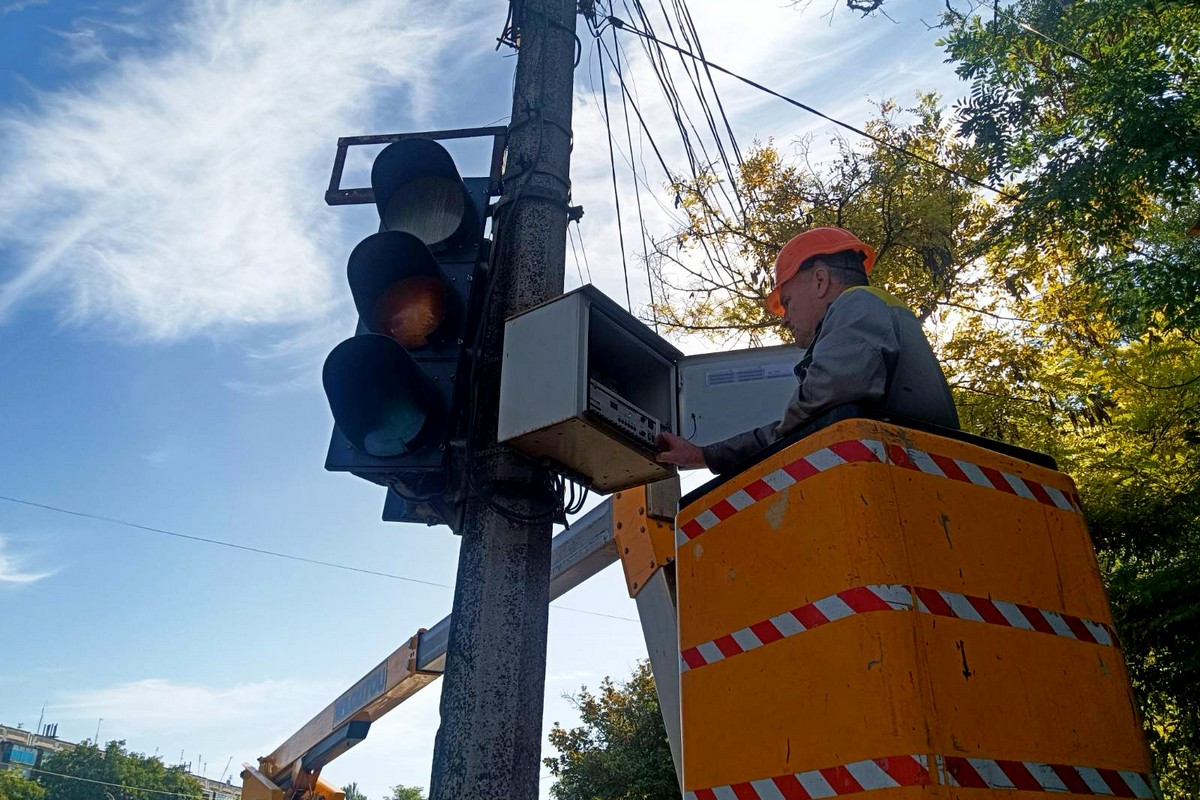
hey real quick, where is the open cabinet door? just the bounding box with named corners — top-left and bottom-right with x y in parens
top-left (676, 344), bottom-right (803, 447)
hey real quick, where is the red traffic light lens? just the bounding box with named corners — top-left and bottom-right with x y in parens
top-left (375, 276), bottom-right (448, 348)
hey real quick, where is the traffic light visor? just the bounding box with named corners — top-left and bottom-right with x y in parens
top-left (372, 138), bottom-right (479, 250)
top-left (322, 334), bottom-right (440, 457)
top-left (347, 231), bottom-right (459, 349)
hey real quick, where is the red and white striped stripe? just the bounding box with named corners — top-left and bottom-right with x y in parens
top-left (884, 442), bottom-right (1079, 511)
top-left (677, 440), bottom-right (884, 546)
top-left (681, 584), bottom-right (911, 671)
top-left (677, 438), bottom-right (1080, 547)
top-left (939, 755), bottom-right (1157, 798)
top-left (915, 586), bottom-right (1116, 647)
top-left (680, 584), bottom-right (1115, 672)
top-left (685, 755), bottom-right (931, 800)
top-left (683, 756), bottom-right (1158, 799)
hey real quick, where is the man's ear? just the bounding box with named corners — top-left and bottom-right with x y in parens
top-left (812, 264), bottom-right (833, 299)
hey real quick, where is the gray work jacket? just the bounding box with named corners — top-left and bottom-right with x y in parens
top-left (701, 286), bottom-right (960, 474)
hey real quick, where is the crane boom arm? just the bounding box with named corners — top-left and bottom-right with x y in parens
top-left (254, 498), bottom-right (619, 786)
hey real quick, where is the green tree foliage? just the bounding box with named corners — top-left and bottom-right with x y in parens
top-left (1035, 326), bottom-right (1200, 796)
top-left (0, 769), bottom-right (47, 800)
top-left (544, 661), bottom-right (677, 800)
top-left (648, 94), bottom-right (993, 343)
top-left (645, 88), bottom-right (1200, 797)
top-left (934, 7), bottom-right (1200, 789)
top-left (386, 787), bottom-right (424, 800)
top-left (340, 784), bottom-right (366, 800)
top-left (37, 742), bottom-right (201, 800)
top-left (939, 0), bottom-right (1200, 332)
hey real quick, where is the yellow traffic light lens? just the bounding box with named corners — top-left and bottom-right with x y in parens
top-left (375, 275), bottom-right (448, 348)
top-left (383, 175), bottom-right (466, 247)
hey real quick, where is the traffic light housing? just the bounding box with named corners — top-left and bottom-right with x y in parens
top-left (323, 137), bottom-right (491, 528)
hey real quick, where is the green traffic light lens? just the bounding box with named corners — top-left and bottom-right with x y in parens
top-left (362, 398), bottom-right (428, 457)
top-left (323, 335), bottom-right (440, 457)
top-left (383, 175), bottom-right (466, 247)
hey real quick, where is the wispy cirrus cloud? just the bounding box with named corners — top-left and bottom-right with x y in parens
top-left (0, 534), bottom-right (54, 585)
top-left (54, 677), bottom-right (338, 735)
top-left (1, 0), bottom-right (48, 15)
top-left (0, 0), bottom-right (486, 341)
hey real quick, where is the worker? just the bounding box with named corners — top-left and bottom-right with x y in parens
top-left (656, 227), bottom-right (959, 474)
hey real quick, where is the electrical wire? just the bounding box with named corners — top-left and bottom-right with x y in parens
top-left (587, 35), bottom-right (691, 229)
top-left (572, 219), bottom-right (595, 283)
top-left (592, 33), bottom-right (675, 186)
top-left (601, 0), bottom-right (751, 300)
top-left (611, 22), bottom-right (659, 329)
top-left (658, 0), bottom-right (746, 215)
top-left (673, 0), bottom-right (745, 171)
top-left (596, 41), bottom-right (635, 311)
top-left (625, 0), bottom-right (746, 220)
top-left (567, 219), bottom-right (588, 284)
top-left (607, 14), bottom-right (1018, 200)
top-left (0, 494), bottom-right (449, 589)
top-left (968, 0), bottom-right (1092, 65)
top-left (0, 494), bottom-right (636, 623)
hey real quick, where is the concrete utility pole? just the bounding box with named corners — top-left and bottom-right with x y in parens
top-left (428, 1), bottom-right (577, 799)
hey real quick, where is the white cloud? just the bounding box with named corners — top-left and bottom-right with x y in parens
top-left (1, 0), bottom-right (48, 15)
top-left (545, 669), bottom-right (598, 684)
top-left (0, 0), bottom-right (487, 341)
top-left (54, 677), bottom-right (338, 736)
top-left (222, 310), bottom-right (349, 395)
top-left (0, 534), bottom-right (54, 585)
top-left (141, 435), bottom-right (189, 465)
top-left (0, 0), bottom-right (962, 347)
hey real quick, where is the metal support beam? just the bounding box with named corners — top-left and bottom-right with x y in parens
top-left (257, 633), bottom-right (437, 785)
top-left (635, 568), bottom-right (683, 786)
top-left (254, 500), bottom-right (617, 790)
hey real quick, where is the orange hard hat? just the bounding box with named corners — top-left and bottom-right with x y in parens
top-left (765, 227), bottom-right (877, 316)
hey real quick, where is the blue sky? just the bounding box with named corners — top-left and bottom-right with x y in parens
top-left (0, 0), bottom-right (972, 795)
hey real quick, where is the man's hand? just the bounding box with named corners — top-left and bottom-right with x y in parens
top-left (656, 431), bottom-right (706, 469)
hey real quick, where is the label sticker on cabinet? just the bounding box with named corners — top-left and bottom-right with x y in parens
top-left (705, 362), bottom-right (794, 387)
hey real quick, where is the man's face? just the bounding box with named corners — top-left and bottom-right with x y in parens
top-left (778, 266), bottom-right (825, 348)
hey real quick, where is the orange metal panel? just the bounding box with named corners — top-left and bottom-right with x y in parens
top-left (884, 466), bottom-right (1112, 624)
top-left (676, 418), bottom-right (1156, 799)
top-left (310, 779), bottom-right (345, 800)
top-left (613, 486), bottom-right (676, 597)
top-left (677, 461), bottom-right (903, 650)
top-left (681, 614), bottom-right (929, 789)
top-left (917, 616), bottom-right (1146, 768)
top-left (241, 765), bottom-right (284, 800)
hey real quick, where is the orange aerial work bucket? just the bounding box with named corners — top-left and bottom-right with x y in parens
top-left (675, 415), bottom-right (1158, 799)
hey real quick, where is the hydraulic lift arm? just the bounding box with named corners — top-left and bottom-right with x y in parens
top-left (243, 497), bottom-right (628, 799)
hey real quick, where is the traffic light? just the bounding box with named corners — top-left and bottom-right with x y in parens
top-left (323, 137), bottom-right (490, 528)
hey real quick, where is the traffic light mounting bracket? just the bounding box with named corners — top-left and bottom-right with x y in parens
top-left (324, 126), bottom-right (508, 207)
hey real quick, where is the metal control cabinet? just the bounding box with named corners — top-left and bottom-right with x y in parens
top-left (498, 285), bottom-right (803, 492)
